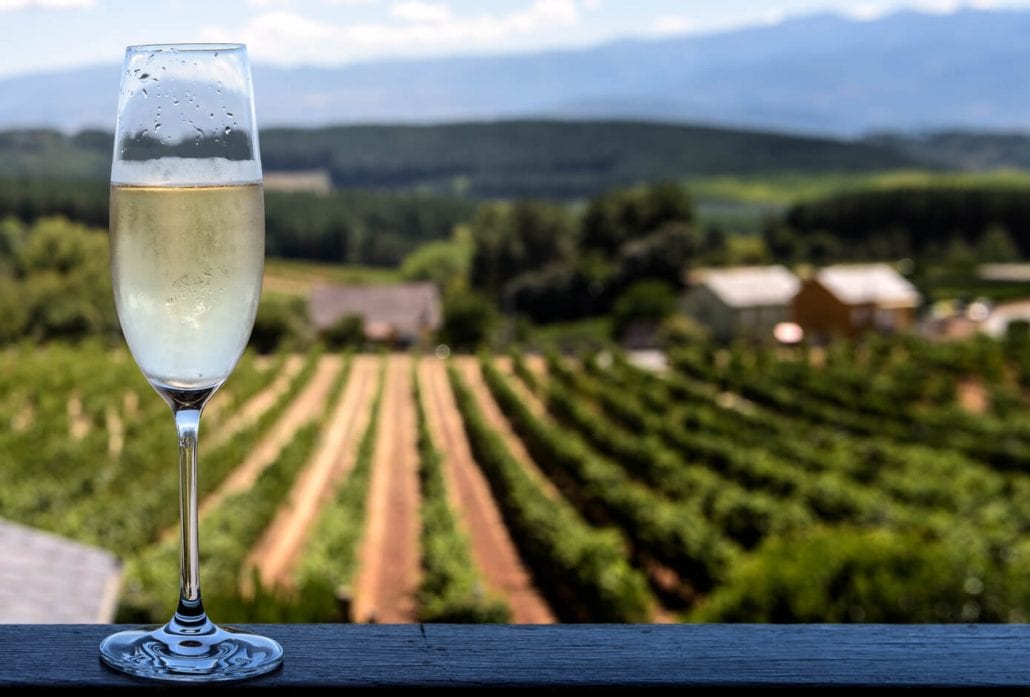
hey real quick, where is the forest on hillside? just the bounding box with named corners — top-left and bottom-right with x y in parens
top-left (0, 120), bottom-right (917, 198)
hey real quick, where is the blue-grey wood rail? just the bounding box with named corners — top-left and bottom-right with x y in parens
top-left (2, 624), bottom-right (1029, 687)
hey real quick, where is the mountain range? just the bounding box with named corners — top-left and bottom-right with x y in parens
top-left (5, 8), bottom-right (1030, 136)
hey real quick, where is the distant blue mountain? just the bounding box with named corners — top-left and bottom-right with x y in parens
top-left (5, 8), bottom-right (1030, 136)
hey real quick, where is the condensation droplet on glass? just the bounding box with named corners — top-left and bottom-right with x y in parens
top-left (154, 123), bottom-right (161, 131)
top-left (139, 72), bottom-right (150, 80)
top-left (141, 89), bottom-right (148, 98)
top-left (226, 112), bottom-right (233, 117)
top-left (224, 127), bottom-right (231, 135)
top-left (172, 98), bottom-right (179, 105)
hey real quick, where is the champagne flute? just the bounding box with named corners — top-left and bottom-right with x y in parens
top-left (99, 43), bottom-right (283, 682)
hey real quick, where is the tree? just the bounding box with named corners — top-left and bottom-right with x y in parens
top-left (977, 223), bottom-right (1021, 262)
top-left (323, 313), bottom-right (366, 349)
top-left (469, 201), bottom-right (576, 298)
top-left (610, 279), bottom-right (677, 341)
top-left (438, 290), bottom-right (497, 351)
top-left (250, 294), bottom-right (311, 353)
top-left (615, 223), bottom-right (699, 289)
top-left (400, 225), bottom-right (473, 291)
top-left (581, 181), bottom-right (694, 255)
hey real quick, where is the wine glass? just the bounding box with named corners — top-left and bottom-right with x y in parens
top-left (99, 44), bottom-right (282, 682)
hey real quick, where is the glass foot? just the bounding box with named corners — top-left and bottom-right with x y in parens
top-left (99, 617), bottom-right (283, 683)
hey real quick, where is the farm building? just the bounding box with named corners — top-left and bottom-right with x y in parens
top-left (681, 265), bottom-right (800, 342)
top-left (793, 263), bottom-right (920, 341)
top-left (309, 282), bottom-right (442, 345)
top-left (0, 518), bottom-right (121, 623)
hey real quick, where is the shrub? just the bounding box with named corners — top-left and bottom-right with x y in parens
top-left (691, 527), bottom-right (1001, 623)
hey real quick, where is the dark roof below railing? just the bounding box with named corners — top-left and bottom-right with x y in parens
top-left (0, 519), bottom-right (121, 624)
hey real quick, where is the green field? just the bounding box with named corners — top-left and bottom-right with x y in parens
top-left (689, 169), bottom-right (1030, 234)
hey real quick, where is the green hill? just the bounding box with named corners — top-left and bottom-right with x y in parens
top-left (0, 120), bottom-right (918, 199)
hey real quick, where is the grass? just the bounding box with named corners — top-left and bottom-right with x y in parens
top-left (687, 168), bottom-right (1030, 235)
top-left (263, 258), bottom-right (402, 297)
top-left (688, 169), bottom-right (1030, 207)
top-left (523, 316), bottom-right (612, 352)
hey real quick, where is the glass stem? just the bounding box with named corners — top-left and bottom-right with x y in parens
top-left (175, 405), bottom-right (205, 622)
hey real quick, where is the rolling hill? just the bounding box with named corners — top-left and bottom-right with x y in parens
top-left (0, 120), bottom-right (919, 199)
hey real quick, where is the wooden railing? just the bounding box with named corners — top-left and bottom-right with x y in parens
top-left (1, 624), bottom-right (1028, 687)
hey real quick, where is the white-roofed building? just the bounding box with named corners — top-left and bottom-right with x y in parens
top-left (682, 265), bottom-right (800, 341)
top-left (793, 263), bottom-right (920, 340)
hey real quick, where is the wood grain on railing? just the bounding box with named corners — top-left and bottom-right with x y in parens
top-left (2, 624), bottom-right (1029, 687)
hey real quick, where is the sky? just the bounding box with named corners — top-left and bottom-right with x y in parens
top-left (1, 0), bottom-right (1029, 78)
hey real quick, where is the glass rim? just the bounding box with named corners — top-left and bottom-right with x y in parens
top-left (125, 43), bottom-right (246, 54)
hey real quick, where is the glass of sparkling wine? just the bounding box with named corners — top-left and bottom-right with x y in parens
top-left (99, 44), bottom-right (282, 682)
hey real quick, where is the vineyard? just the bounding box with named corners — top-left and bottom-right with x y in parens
top-left (6, 334), bottom-right (1030, 623)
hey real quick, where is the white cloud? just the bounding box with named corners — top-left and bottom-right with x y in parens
top-left (651, 14), bottom-right (691, 35)
top-left (0, 0), bottom-right (94, 10)
top-left (913, 0), bottom-right (964, 13)
top-left (391, 1), bottom-right (451, 23)
top-left (844, 0), bottom-right (1005, 21)
top-left (203, 0), bottom-right (581, 65)
top-left (843, 3), bottom-right (890, 20)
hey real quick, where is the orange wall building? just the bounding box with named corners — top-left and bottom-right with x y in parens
top-left (792, 264), bottom-right (920, 341)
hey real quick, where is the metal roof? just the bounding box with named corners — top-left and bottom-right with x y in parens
top-left (0, 519), bottom-right (121, 623)
top-left (816, 264), bottom-right (920, 307)
top-left (693, 265), bottom-right (800, 308)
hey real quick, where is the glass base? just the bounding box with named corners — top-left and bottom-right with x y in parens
top-left (99, 617), bottom-right (283, 683)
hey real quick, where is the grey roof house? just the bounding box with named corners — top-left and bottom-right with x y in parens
top-left (309, 282), bottom-right (442, 345)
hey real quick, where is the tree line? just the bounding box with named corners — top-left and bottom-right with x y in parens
top-left (0, 180), bottom-right (474, 267)
top-left (765, 185), bottom-right (1030, 264)
top-left (0, 122), bottom-right (916, 199)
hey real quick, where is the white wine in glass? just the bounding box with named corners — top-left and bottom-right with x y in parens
top-left (99, 43), bottom-right (283, 682)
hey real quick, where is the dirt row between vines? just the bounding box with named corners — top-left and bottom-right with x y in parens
top-left (351, 355), bottom-right (423, 623)
top-left (191, 352), bottom-right (679, 623)
top-left (160, 354), bottom-right (343, 543)
top-left (420, 358), bottom-right (555, 624)
top-left (207, 354), bottom-right (306, 450)
top-left (244, 354), bottom-right (379, 590)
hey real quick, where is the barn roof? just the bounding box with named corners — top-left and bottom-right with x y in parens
top-left (691, 265), bottom-right (800, 308)
top-left (309, 282), bottom-right (442, 338)
top-left (0, 518), bottom-right (121, 623)
top-left (816, 264), bottom-right (920, 308)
